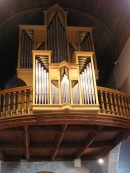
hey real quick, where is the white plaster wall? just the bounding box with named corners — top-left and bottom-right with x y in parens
top-left (108, 144), bottom-right (121, 173)
top-left (118, 140), bottom-right (130, 173)
top-left (1, 161), bottom-right (104, 173)
top-left (114, 36), bottom-right (130, 94)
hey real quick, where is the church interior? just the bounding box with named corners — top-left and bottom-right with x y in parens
top-left (0, 1), bottom-right (130, 173)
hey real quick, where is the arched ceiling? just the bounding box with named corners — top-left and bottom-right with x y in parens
top-left (0, 0), bottom-right (130, 87)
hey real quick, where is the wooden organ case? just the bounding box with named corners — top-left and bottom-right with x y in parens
top-left (33, 51), bottom-right (99, 113)
top-left (17, 4), bottom-right (99, 114)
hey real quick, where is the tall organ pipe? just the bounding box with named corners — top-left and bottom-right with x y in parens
top-left (21, 31), bottom-right (34, 68)
top-left (35, 57), bottom-right (49, 104)
top-left (21, 31), bottom-right (24, 68)
top-left (47, 14), bottom-right (67, 63)
top-left (80, 60), bottom-right (96, 104)
top-left (35, 59), bottom-right (39, 104)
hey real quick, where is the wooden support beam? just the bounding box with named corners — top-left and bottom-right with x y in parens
top-left (24, 126), bottom-right (30, 161)
top-left (89, 141), bottom-right (113, 148)
top-left (0, 141), bottom-right (113, 150)
top-left (75, 127), bottom-right (103, 158)
top-left (51, 124), bottom-right (67, 161)
top-left (75, 133), bottom-right (99, 158)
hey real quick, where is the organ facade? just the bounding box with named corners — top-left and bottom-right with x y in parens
top-left (17, 3), bottom-right (99, 113)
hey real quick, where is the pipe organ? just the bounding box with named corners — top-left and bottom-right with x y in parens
top-left (17, 4), bottom-right (99, 87)
top-left (16, 4), bottom-right (99, 113)
top-left (33, 51), bottom-right (99, 113)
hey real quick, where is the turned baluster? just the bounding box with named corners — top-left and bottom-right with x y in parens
top-left (12, 92), bottom-right (17, 115)
top-left (124, 97), bottom-right (129, 117)
top-left (99, 90), bottom-right (105, 113)
top-left (17, 91), bottom-right (22, 114)
top-left (7, 92), bottom-right (11, 116)
top-left (113, 94), bottom-right (118, 115)
top-left (2, 94), bottom-right (6, 116)
top-left (117, 95), bottom-right (123, 116)
top-left (109, 92), bottom-right (115, 115)
top-left (23, 90), bottom-right (27, 113)
top-left (121, 96), bottom-right (126, 116)
top-left (105, 91), bottom-right (110, 114)
top-left (28, 89), bottom-right (33, 113)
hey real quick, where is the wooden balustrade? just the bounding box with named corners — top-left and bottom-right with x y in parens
top-left (0, 86), bottom-right (129, 119)
top-left (0, 86), bottom-right (32, 117)
top-left (97, 86), bottom-right (130, 117)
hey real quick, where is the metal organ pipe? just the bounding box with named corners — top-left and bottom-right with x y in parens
top-left (89, 63), bottom-right (95, 103)
top-left (24, 33), bottom-right (27, 68)
top-left (46, 72), bottom-right (49, 103)
top-left (21, 31), bottom-right (34, 68)
top-left (38, 61), bottom-right (41, 104)
top-left (80, 61), bottom-right (96, 105)
top-left (72, 82), bottom-right (79, 104)
top-left (21, 31), bottom-right (24, 68)
top-left (44, 69), bottom-right (47, 104)
top-left (55, 14), bottom-right (60, 62)
top-left (80, 33), bottom-right (92, 52)
top-left (47, 14), bottom-right (67, 63)
top-left (35, 58), bottom-right (39, 104)
top-left (52, 83), bottom-right (58, 104)
top-left (52, 17), bottom-right (56, 62)
top-left (41, 66), bottom-right (44, 104)
top-left (26, 35), bottom-right (29, 68)
top-left (61, 74), bottom-right (70, 103)
top-left (35, 58), bottom-right (49, 104)
top-left (58, 19), bottom-right (62, 61)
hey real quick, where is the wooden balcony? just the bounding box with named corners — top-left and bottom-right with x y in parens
top-left (0, 86), bottom-right (130, 162)
top-left (0, 86), bottom-right (129, 122)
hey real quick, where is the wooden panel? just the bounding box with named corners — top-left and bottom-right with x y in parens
top-left (34, 29), bottom-right (46, 42)
top-left (69, 69), bottom-right (78, 79)
top-left (67, 31), bottom-right (79, 43)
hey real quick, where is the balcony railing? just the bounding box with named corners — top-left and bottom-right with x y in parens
top-left (0, 86), bottom-right (32, 117)
top-left (98, 87), bottom-right (130, 117)
top-left (0, 86), bottom-right (129, 118)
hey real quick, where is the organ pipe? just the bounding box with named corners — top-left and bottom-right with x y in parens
top-left (47, 14), bottom-right (67, 63)
top-left (35, 57), bottom-right (49, 104)
top-left (20, 31), bottom-right (34, 68)
top-left (80, 61), bottom-right (96, 105)
top-left (52, 83), bottom-right (59, 104)
top-left (61, 74), bottom-right (70, 103)
top-left (80, 33), bottom-right (92, 52)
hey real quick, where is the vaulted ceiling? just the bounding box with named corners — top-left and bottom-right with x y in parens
top-left (0, 0), bottom-right (130, 88)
